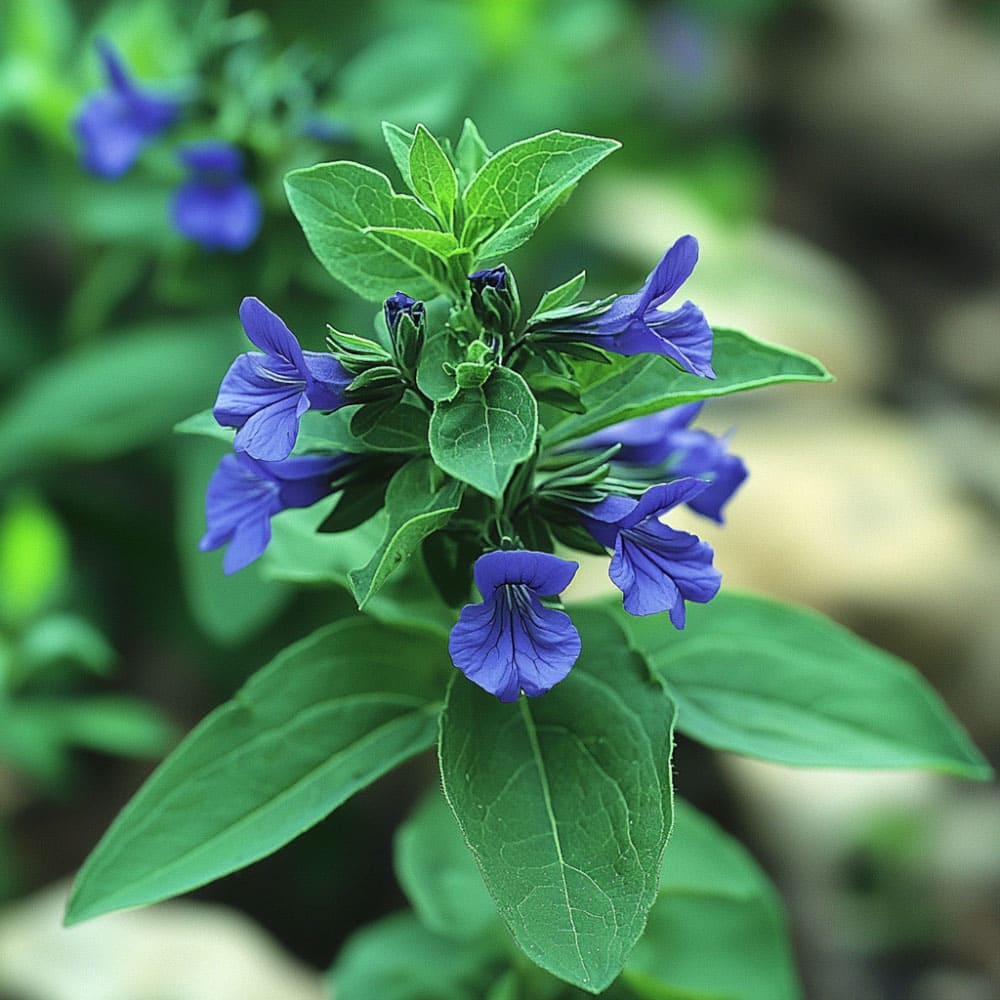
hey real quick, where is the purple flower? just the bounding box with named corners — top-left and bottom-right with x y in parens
top-left (448, 550), bottom-right (581, 703)
top-left (469, 266), bottom-right (507, 293)
top-left (575, 402), bottom-right (748, 523)
top-left (73, 39), bottom-right (178, 178)
top-left (170, 142), bottom-right (262, 252)
top-left (383, 291), bottom-right (424, 335)
top-left (579, 479), bottom-right (721, 626)
top-left (199, 452), bottom-right (347, 574)
top-left (213, 297), bottom-right (352, 462)
top-left (530, 236), bottom-right (715, 378)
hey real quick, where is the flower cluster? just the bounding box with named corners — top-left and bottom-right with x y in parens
top-left (73, 40), bottom-right (261, 251)
top-left (191, 121), bottom-right (749, 705)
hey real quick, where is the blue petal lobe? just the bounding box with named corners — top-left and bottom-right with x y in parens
top-left (238, 297), bottom-right (306, 368)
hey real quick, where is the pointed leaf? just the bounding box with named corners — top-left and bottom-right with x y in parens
top-left (429, 367), bottom-right (537, 498)
top-left (528, 271), bottom-right (588, 322)
top-left (439, 609), bottom-right (676, 993)
top-left (623, 592), bottom-right (992, 778)
top-left (349, 458), bottom-right (465, 608)
top-left (382, 121), bottom-right (416, 191)
top-left (461, 130), bottom-right (620, 256)
top-left (285, 161), bottom-right (450, 302)
top-left (364, 226), bottom-right (463, 259)
top-left (454, 118), bottom-right (491, 191)
top-left (544, 328), bottom-right (833, 446)
top-left (65, 620), bottom-right (447, 924)
top-left (410, 124), bottom-right (458, 229)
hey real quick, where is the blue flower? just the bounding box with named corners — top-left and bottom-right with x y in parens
top-left (170, 142), bottom-right (262, 252)
top-left (73, 39), bottom-right (178, 178)
top-left (383, 291), bottom-right (424, 335)
top-left (579, 479), bottom-right (721, 625)
top-left (530, 236), bottom-right (715, 378)
top-left (213, 297), bottom-right (353, 462)
top-left (469, 266), bottom-right (507, 293)
top-left (574, 402), bottom-right (748, 523)
top-left (199, 452), bottom-right (348, 574)
top-left (448, 550), bottom-right (581, 702)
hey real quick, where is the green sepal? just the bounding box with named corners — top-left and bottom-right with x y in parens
top-left (348, 458), bottom-right (465, 608)
top-left (318, 475), bottom-right (392, 534)
top-left (527, 271), bottom-right (588, 322)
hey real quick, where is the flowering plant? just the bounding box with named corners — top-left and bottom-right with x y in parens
top-left (65, 122), bottom-right (990, 998)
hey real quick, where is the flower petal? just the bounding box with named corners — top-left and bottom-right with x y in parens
top-left (238, 297), bottom-right (306, 369)
top-left (171, 179), bottom-right (261, 252)
top-left (639, 234), bottom-right (700, 311)
top-left (232, 391), bottom-right (310, 462)
top-left (472, 549), bottom-right (578, 598)
top-left (645, 299), bottom-right (715, 378)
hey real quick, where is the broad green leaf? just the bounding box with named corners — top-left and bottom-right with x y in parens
top-left (173, 409), bottom-right (234, 445)
top-left (416, 320), bottom-right (464, 402)
top-left (439, 609), bottom-right (675, 994)
top-left (429, 367), bottom-right (537, 498)
top-left (622, 592), bottom-right (992, 779)
top-left (285, 161), bottom-right (450, 302)
top-left (410, 124), bottom-right (458, 229)
top-left (330, 911), bottom-right (503, 1000)
top-left (0, 318), bottom-right (238, 478)
top-left (529, 271), bottom-right (588, 321)
top-left (65, 620), bottom-right (447, 925)
top-left (382, 121), bottom-right (416, 191)
top-left (394, 789), bottom-right (498, 941)
top-left (543, 328), bottom-right (832, 446)
top-left (624, 799), bottom-right (801, 1000)
top-left (454, 118), bottom-right (491, 191)
top-left (349, 459), bottom-right (465, 608)
top-left (461, 130), bottom-right (620, 256)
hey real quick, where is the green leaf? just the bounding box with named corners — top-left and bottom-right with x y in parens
top-left (364, 226), bottom-right (464, 259)
top-left (416, 317), bottom-right (465, 402)
top-left (382, 121), bottom-right (416, 191)
top-left (330, 911), bottom-right (503, 1000)
top-left (284, 161), bottom-right (450, 302)
top-left (429, 367), bottom-right (537, 498)
top-left (410, 124), bottom-right (459, 230)
top-left (624, 799), bottom-right (801, 1000)
top-left (350, 398), bottom-right (430, 453)
top-left (438, 609), bottom-right (675, 994)
top-left (543, 328), bottom-right (832, 446)
top-left (529, 271), bottom-right (588, 322)
top-left (349, 458), bottom-right (465, 608)
top-left (394, 789), bottom-right (498, 941)
top-left (0, 318), bottom-right (238, 479)
top-left (461, 130), bottom-right (620, 256)
top-left (622, 592), bottom-right (992, 779)
top-left (454, 118), bottom-right (491, 191)
top-left (65, 619), bottom-right (447, 925)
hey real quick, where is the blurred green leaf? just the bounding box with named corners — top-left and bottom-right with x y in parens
top-left (394, 788), bottom-right (498, 941)
top-left (0, 495), bottom-right (68, 624)
top-left (330, 910), bottom-right (503, 1000)
top-left (623, 799), bottom-right (801, 1000)
top-left (0, 317), bottom-right (237, 478)
top-left (17, 613), bottom-right (115, 679)
top-left (65, 618), bottom-right (448, 925)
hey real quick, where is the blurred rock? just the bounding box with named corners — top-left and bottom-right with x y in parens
top-left (0, 882), bottom-right (325, 1000)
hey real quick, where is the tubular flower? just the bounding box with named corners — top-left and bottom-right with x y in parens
top-left (448, 550), bottom-right (581, 703)
top-left (574, 402), bottom-right (748, 523)
top-left (213, 297), bottom-right (352, 462)
top-left (73, 39), bottom-right (178, 178)
top-left (170, 142), bottom-right (262, 252)
top-left (529, 235), bottom-right (715, 378)
top-left (199, 453), bottom-right (348, 574)
top-left (579, 479), bottom-right (721, 626)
